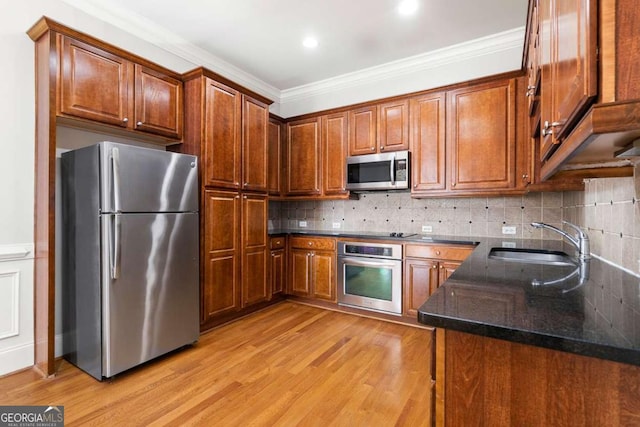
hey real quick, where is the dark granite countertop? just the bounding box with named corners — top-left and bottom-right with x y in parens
top-left (271, 229), bottom-right (640, 366)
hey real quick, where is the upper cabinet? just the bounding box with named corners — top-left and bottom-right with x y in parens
top-left (285, 113), bottom-right (349, 198)
top-left (268, 117), bottom-right (284, 197)
top-left (348, 102), bottom-right (409, 156)
top-left (447, 78), bottom-right (517, 192)
top-left (410, 93), bottom-right (446, 192)
top-left (58, 35), bottom-right (183, 141)
top-left (286, 117), bottom-right (322, 196)
top-left (181, 68), bottom-right (271, 193)
top-left (537, 0), bottom-right (598, 161)
top-left (242, 95), bottom-right (269, 192)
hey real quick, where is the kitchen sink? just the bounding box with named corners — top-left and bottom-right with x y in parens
top-left (488, 247), bottom-right (576, 266)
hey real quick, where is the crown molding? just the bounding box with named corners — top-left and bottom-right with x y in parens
top-left (58, 0), bottom-right (524, 109)
top-left (279, 27), bottom-right (525, 103)
top-left (59, 0), bottom-right (281, 102)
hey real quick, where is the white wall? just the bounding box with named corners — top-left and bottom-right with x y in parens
top-left (0, 0), bottom-right (197, 376)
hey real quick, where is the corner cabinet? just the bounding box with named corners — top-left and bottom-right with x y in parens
top-left (286, 114), bottom-right (349, 198)
top-left (268, 117), bottom-right (284, 196)
top-left (58, 35), bottom-right (183, 140)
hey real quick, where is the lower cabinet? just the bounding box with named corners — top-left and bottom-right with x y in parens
top-left (270, 236), bottom-right (286, 297)
top-left (202, 189), bottom-right (267, 328)
top-left (403, 244), bottom-right (474, 317)
top-left (288, 236), bottom-right (337, 301)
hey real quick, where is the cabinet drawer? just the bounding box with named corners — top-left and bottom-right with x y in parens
top-left (270, 236), bottom-right (286, 249)
top-left (290, 236), bottom-right (336, 251)
top-left (405, 244), bottom-right (474, 261)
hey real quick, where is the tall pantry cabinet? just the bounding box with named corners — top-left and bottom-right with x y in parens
top-left (180, 68), bottom-right (272, 331)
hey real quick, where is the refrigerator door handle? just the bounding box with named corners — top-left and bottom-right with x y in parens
top-left (110, 215), bottom-right (121, 280)
top-left (111, 147), bottom-right (122, 213)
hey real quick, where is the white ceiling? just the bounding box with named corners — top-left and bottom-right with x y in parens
top-left (66, 0), bottom-right (528, 94)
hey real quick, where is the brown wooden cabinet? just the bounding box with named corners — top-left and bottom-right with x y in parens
top-left (403, 244), bottom-right (474, 317)
top-left (322, 112), bottom-right (348, 195)
top-left (349, 101), bottom-right (409, 156)
top-left (447, 78), bottom-right (517, 192)
top-left (242, 96), bottom-right (269, 192)
top-left (348, 106), bottom-right (377, 155)
top-left (268, 117), bottom-right (284, 196)
top-left (242, 194), bottom-right (268, 306)
top-left (203, 78), bottom-right (242, 189)
top-left (286, 118), bottom-right (321, 196)
top-left (410, 92), bottom-right (446, 192)
top-left (538, 0), bottom-right (597, 160)
top-left (378, 99), bottom-right (410, 152)
top-left (58, 35), bottom-right (183, 140)
top-left (269, 237), bottom-right (286, 296)
top-left (288, 237), bottom-right (336, 301)
top-left (202, 190), bottom-right (241, 323)
top-left (286, 113), bottom-right (350, 199)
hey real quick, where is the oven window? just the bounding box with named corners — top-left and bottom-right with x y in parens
top-left (344, 265), bottom-right (393, 301)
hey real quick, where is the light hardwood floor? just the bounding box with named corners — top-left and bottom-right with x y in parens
top-left (0, 302), bottom-right (434, 426)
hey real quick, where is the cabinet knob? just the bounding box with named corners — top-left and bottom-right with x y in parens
top-left (371, 147), bottom-right (375, 151)
top-left (414, 184), bottom-right (417, 188)
top-left (380, 146), bottom-right (385, 150)
top-left (452, 183), bottom-right (456, 187)
top-left (436, 250), bottom-right (441, 256)
top-left (122, 117), bottom-right (129, 123)
top-left (432, 265), bottom-right (437, 269)
top-left (308, 242), bottom-right (312, 246)
top-left (136, 121), bottom-right (143, 126)
top-left (522, 174), bottom-right (529, 181)
top-left (244, 182), bottom-right (248, 186)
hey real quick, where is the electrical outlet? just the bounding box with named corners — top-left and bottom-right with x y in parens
top-left (299, 220), bottom-right (308, 228)
top-left (332, 222), bottom-right (341, 229)
top-left (422, 225), bottom-right (433, 233)
top-left (502, 226), bottom-right (517, 235)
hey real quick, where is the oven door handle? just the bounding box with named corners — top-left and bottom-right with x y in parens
top-left (340, 257), bottom-right (399, 268)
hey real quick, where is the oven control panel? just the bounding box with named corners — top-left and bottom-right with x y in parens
top-left (338, 241), bottom-right (402, 260)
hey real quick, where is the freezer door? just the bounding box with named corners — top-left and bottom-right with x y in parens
top-left (100, 142), bottom-right (198, 213)
top-left (101, 212), bottom-right (199, 378)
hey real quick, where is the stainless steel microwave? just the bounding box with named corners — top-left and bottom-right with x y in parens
top-left (346, 150), bottom-right (410, 191)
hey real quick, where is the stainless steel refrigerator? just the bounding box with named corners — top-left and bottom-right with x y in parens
top-left (61, 141), bottom-right (199, 380)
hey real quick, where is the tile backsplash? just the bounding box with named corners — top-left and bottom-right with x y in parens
top-left (268, 167), bottom-right (640, 275)
top-left (270, 192), bottom-right (565, 240)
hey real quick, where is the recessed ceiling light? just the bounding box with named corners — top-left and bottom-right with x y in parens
top-left (302, 36), bottom-right (318, 49)
top-left (398, 0), bottom-right (419, 15)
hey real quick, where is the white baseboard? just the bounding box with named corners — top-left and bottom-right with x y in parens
top-left (0, 342), bottom-right (34, 376)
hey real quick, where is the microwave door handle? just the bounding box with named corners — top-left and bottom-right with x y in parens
top-left (389, 153), bottom-right (396, 186)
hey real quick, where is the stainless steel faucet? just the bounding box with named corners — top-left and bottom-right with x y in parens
top-left (530, 220), bottom-right (591, 260)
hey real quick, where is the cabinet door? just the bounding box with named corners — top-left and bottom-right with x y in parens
top-left (322, 112), bottom-right (348, 195)
top-left (404, 259), bottom-right (439, 317)
top-left (242, 194), bottom-right (268, 306)
top-left (348, 106), bottom-right (377, 155)
top-left (202, 190), bottom-right (241, 323)
top-left (410, 93), bottom-right (446, 192)
top-left (204, 78), bottom-right (242, 189)
top-left (539, 0), bottom-right (554, 160)
top-left (268, 118), bottom-right (283, 196)
top-left (448, 79), bottom-right (516, 191)
top-left (438, 260), bottom-right (462, 284)
top-left (549, 0), bottom-right (597, 142)
top-left (134, 64), bottom-right (183, 139)
top-left (378, 99), bottom-right (409, 152)
top-left (311, 251), bottom-right (336, 301)
top-left (59, 35), bottom-right (131, 127)
top-left (290, 249), bottom-right (311, 296)
top-left (270, 249), bottom-right (286, 296)
top-left (286, 118), bottom-right (321, 195)
top-left (242, 96), bottom-right (269, 192)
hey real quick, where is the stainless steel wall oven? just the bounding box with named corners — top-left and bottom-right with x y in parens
top-left (337, 241), bottom-right (402, 315)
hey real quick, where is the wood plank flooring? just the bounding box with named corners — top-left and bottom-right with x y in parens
top-left (0, 302), bottom-right (434, 426)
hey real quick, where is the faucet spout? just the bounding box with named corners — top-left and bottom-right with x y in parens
top-left (530, 221), bottom-right (590, 260)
